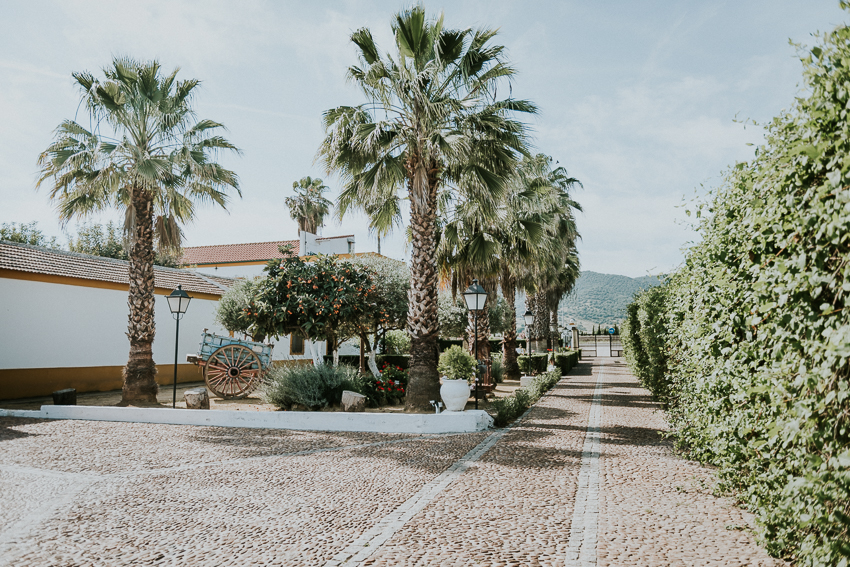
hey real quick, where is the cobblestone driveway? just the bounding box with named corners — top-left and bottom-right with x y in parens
top-left (0, 359), bottom-right (784, 566)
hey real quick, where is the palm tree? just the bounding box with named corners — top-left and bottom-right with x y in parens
top-left (318, 7), bottom-right (534, 410)
top-left (286, 176), bottom-right (332, 235)
top-left (516, 157), bottom-right (581, 354)
top-left (37, 58), bottom-right (241, 404)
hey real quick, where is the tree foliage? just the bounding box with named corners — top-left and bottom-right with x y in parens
top-left (240, 249), bottom-right (381, 348)
top-left (622, 21), bottom-right (850, 565)
top-left (0, 221), bottom-right (59, 249)
top-left (285, 176), bottom-right (331, 235)
top-left (68, 222), bottom-right (179, 267)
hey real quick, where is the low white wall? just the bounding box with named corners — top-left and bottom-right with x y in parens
top-left (0, 406), bottom-right (495, 434)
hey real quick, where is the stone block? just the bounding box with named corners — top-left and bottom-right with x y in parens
top-left (520, 375), bottom-right (537, 388)
top-left (52, 388), bottom-right (76, 405)
top-left (184, 387), bottom-right (210, 410)
top-left (341, 390), bottom-right (366, 412)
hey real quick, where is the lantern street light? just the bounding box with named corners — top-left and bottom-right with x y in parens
top-left (523, 310), bottom-right (534, 353)
top-left (166, 285), bottom-right (192, 409)
top-left (463, 279), bottom-right (488, 410)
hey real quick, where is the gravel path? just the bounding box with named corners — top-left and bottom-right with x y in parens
top-left (0, 359), bottom-right (783, 566)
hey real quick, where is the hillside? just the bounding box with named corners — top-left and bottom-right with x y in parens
top-left (559, 271), bottom-right (663, 329)
top-left (516, 271), bottom-right (664, 332)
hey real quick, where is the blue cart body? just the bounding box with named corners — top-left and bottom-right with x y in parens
top-left (197, 331), bottom-right (274, 370)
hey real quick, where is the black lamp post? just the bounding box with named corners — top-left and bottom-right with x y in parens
top-left (166, 285), bottom-right (192, 408)
top-left (463, 279), bottom-right (488, 410)
top-left (523, 310), bottom-right (534, 353)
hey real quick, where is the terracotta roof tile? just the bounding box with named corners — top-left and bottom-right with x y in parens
top-left (0, 240), bottom-right (233, 296)
top-left (181, 240), bottom-right (299, 265)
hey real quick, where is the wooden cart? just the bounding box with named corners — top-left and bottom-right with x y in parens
top-left (186, 330), bottom-right (274, 399)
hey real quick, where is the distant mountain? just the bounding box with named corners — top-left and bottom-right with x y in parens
top-left (515, 271), bottom-right (664, 333)
top-left (558, 271), bottom-right (664, 330)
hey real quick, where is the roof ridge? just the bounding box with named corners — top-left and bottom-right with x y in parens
top-left (183, 238), bottom-right (299, 250)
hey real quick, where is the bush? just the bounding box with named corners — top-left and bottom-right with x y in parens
top-left (438, 345), bottom-right (475, 381)
top-left (376, 354), bottom-right (410, 370)
top-left (262, 363), bottom-right (360, 410)
top-left (383, 329), bottom-right (411, 354)
top-left (553, 351), bottom-right (579, 375)
top-left (517, 354), bottom-right (548, 375)
top-left (490, 353), bottom-right (504, 383)
top-left (621, 285), bottom-right (670, 404)
top-left (215, 278), bottom-right (263, 336)
top-left (491, 369), bottom-right (561, 427)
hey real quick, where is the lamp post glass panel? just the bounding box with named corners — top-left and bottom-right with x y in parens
top-left (167, 285), bottom-right (192, 408)
top-left (463, 279), bottom-right (488, 409)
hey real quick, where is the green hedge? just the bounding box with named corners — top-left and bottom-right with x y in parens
top-left (553, 351), bottom-right (579, 375)
top-left (517, 354), bottom-right (548, 375)
top-left (621, 23), bottom-right (850, 565)
top-left (491, 369), bottom-right (561, 427)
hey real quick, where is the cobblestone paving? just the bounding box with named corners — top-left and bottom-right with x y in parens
top-left (0, 360), bottom-right (784, 566)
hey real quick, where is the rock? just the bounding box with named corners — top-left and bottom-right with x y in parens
top-left (341, 390), bottom-right (366, 412)
top-left (52, 388), bottom-right (76, 405)
top-left (184, 387), bottom-right (210, 409)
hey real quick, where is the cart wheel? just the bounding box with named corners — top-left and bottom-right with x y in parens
top-left (204, 345), bottom-right (263, 399)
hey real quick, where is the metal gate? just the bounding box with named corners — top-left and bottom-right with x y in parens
top-left (578, 334), bottom-right (623, 357)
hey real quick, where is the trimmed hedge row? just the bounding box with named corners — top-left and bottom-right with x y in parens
top-left (491, 369), bottom-right (562, 427)
top-left (554, 351), bottom-right (579, 374)
top-left (622, 23), bottom-right (850, 566)
top-left (517, 354), bottom-right (548, 375)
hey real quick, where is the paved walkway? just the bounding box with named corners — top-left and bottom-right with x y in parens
top-left (0, 359), bottom-right (784, 566)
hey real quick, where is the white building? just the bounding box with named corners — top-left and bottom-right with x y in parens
top-left (0, 240), bottom-right (323, 400)
top-left (181, 232), bottom-right (355, 279)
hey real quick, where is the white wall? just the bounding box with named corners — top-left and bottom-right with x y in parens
top-left (0, 277), bottom-right (227, 369)
top-left (0, 277), bottom-right (322, 370)
top-left (195, 264), bottom-right (267, 279)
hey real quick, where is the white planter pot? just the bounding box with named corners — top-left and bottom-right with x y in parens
top-left (440, 379), bottom-right (471, 412)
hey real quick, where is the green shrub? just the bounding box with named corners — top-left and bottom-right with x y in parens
top-left (491, 369), bottom-right (561, 427)
top-left (438, 345), bottom-right (475, 381)
top-left (376, 354), bottom-right (410, 370)
top-left (517, 354), bottom-right (547, 375)
top-left (490, 353), bottom-right (504, 383)
top-left (621, 285), bottom-right (670, 405)
top-left (262, 363), bottom-right (360, 410)
top-left (383, 329), bottom-right (411, 354)
top-left (553, 351), bottom-right (579, 375)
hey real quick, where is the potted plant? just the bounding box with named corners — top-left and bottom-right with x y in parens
top-left (437, 345), bottom-right (475, 411)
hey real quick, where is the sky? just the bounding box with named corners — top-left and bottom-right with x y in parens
top-left (0, 1), bottom-right (846, 277)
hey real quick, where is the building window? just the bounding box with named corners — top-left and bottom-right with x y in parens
top-left (290, 333), bottom-right (305, 356)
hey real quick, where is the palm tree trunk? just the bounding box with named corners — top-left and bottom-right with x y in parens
top-left (529, 290), bottom-right (549, 353)
top-left (405, 156), bottom-right (441, 411)
top-left (550, 307), bottom-right (559, 351)
top-left (121, 190), bottom-right (159, 404)
top-left (500, 271), bottom-right (520, 380)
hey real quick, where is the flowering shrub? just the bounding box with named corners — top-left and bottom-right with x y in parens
top-left (357, 362), bottom-right (408, 406)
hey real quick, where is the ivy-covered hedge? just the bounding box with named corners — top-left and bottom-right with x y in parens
top-left (623, 22), bottom-right (850, 566)
top-left (517, 354), bottom-right (548, 375)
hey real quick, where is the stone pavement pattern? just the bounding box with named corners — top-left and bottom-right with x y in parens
top-left (0, 359), bottom-right (785, 566)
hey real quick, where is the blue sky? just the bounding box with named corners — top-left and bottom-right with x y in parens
top-left (1, 1), bottom-right (846, 277)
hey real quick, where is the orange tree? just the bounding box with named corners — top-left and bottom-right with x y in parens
top-left (240, 247), bottom-right (383, 364)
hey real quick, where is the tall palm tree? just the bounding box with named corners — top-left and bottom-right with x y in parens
top-left (37, 58), bottom-right (241, 404)
top-left (286, 176), bottom-right (332, 235)
top-left (318, 6), bottom-right (534, 410)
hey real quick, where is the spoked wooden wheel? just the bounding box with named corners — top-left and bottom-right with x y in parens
top-left (204, 345), bottom-right (263, 399)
